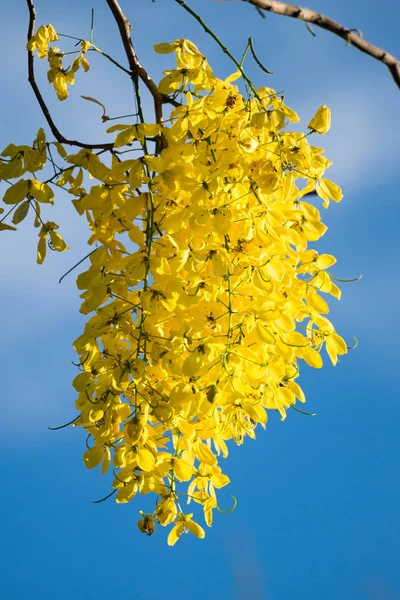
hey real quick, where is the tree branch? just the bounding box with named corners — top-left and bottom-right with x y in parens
top-left (106, 0), bottom-right (179, 126)
top-left (26, 0), bottom-right (114, 149)
top-left (241, 0), bottom-right (400, 90)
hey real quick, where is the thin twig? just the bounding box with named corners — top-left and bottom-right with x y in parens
top-left (241, 0), bottom-right (400, 89)
top-left (92, 489), bottom-right (117, 504)
top-left (175, 0), bottom-right (262, 102)
top-left (89, 46), bottom-right (132, 76)
top-left (248, 37), bottom-right (273, 74)
top-left (48, 415), bottom-right (80, 430)
top-left (58, 246), bottom-right (103, 284)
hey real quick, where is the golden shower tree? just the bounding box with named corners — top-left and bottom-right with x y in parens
top-left (1, 0), bottom-right (398, 545)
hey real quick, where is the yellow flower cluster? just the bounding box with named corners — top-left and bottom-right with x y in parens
top-left (0, 127), bottom-right (70, 256)
top-left (27, 25), bottom-right (90, 100)
top-left (1, 32), bottom-right (348, 544)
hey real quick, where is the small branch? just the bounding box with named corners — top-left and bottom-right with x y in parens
top-left (26, 0), bottom-right (113, 149)
top-left (58, 33), bottom-right (135, 77)
top-left (248, 37), bottom-right (273, 74)
top-left (241, 0), bottom-right (400, 89)
top-left (106, 0), bottom-right (178, 126)
top-left (89, 46), bottom-right (133, 76)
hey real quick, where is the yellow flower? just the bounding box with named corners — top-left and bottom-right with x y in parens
top-left (308, 105), bottom-right (331, 134)
top-left (27, 24), bottom-right (58, 59)
top-left (36, 221), bottom-right (68, 264)
top-left (137, 512), bottom-right (156, 536)
top-left (167, 514), bottom-right (206, 546)
top-left (316, 178), bottom-right (343, 206)
top-left (155, 497), bottom-right (178, 526)
top-left (326, 333), bottom-right (348, 366)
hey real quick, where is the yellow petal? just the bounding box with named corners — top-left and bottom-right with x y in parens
top-left (115, 481), bottom-right (137, 504)
top-left (0, 222), bottom-right (17, 231)
top-left (174, 458), bottom-right (193, 482)
top-left (129, 160), bottom-right (144, 188)
top-left (316, 254), bottom-right (337, 270)
top-left (37, 236), bottom-right (47, 264)
top-left (204, 497), bottom-right (217, 527)
top-left (114, 126), bottom-right (137, 148)
top-left (88, 409), bottom-right (104, 422)
top-left (243, 402), bottom-right (267, 424)
top-left (52, 72), bottom-right (69, 101)
top-left (101, 447), bottom-right (111, 475)
top-left (12, 200), bottom-right (30, 224)
top-left (154, 42), bottom-right (178, 54)
top-left (211, 472), bottom-right (230, 489)
top-left (303, 348), bottom-right (323, 369)
top-left (317, 178), bottom-right (343, 204)
top-left (307, 287), bottom-right (329, 314)
top-left (49, 231), bottom-right (69, 252)
top-left (225, 70), bottom-right (241, 83)
top-left (3, 179), bottom-right (29, 205)
top-left (185, 518), bottom-right (206, 539)
top-left (83, 445), bottom-right (104, 469)
top-left (308, 105), bottom-right (331, 134)
top-left (286, 380), bottom-right (306, 403)
top-left (182, 352), bottom-right (202, 377)
top-left (47, 24), bottom-right (58, 42)
top-left (326, 333), bottom-right (348, 366)
top-left (158, 71), bottom-right (184, 95)
top-left (137, 447), bottom-right (155, 472)
top-left (54, 142), bottom-right (67, 158)
top-left (167, 523), bottom-right (184, 546)
top-left (29, 179), bottom-right (54, 204)
top-left (196, 441), bottom-right (217, 466)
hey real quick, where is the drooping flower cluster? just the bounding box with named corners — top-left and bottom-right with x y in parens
top-left (27, 24), bottom-right (91, 100)
top-left (0, 32), bottom-right (349, 544)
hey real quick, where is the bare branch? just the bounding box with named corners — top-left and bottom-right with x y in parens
top-left (26, 0), bottom-right (114, 149)
top-left (241, 0), bottom-right (400, 90)
top-left (106, 0), bottom-right (178, 126)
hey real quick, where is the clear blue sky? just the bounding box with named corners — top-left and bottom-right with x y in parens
top-left (0, 1), bottom-right (399, 599)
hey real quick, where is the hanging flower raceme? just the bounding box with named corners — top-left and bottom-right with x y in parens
top-left (1, 28), bottom-right (351, 544)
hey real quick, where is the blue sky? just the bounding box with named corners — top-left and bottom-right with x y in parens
top-left (0, 1), bottom-right (399, 599)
